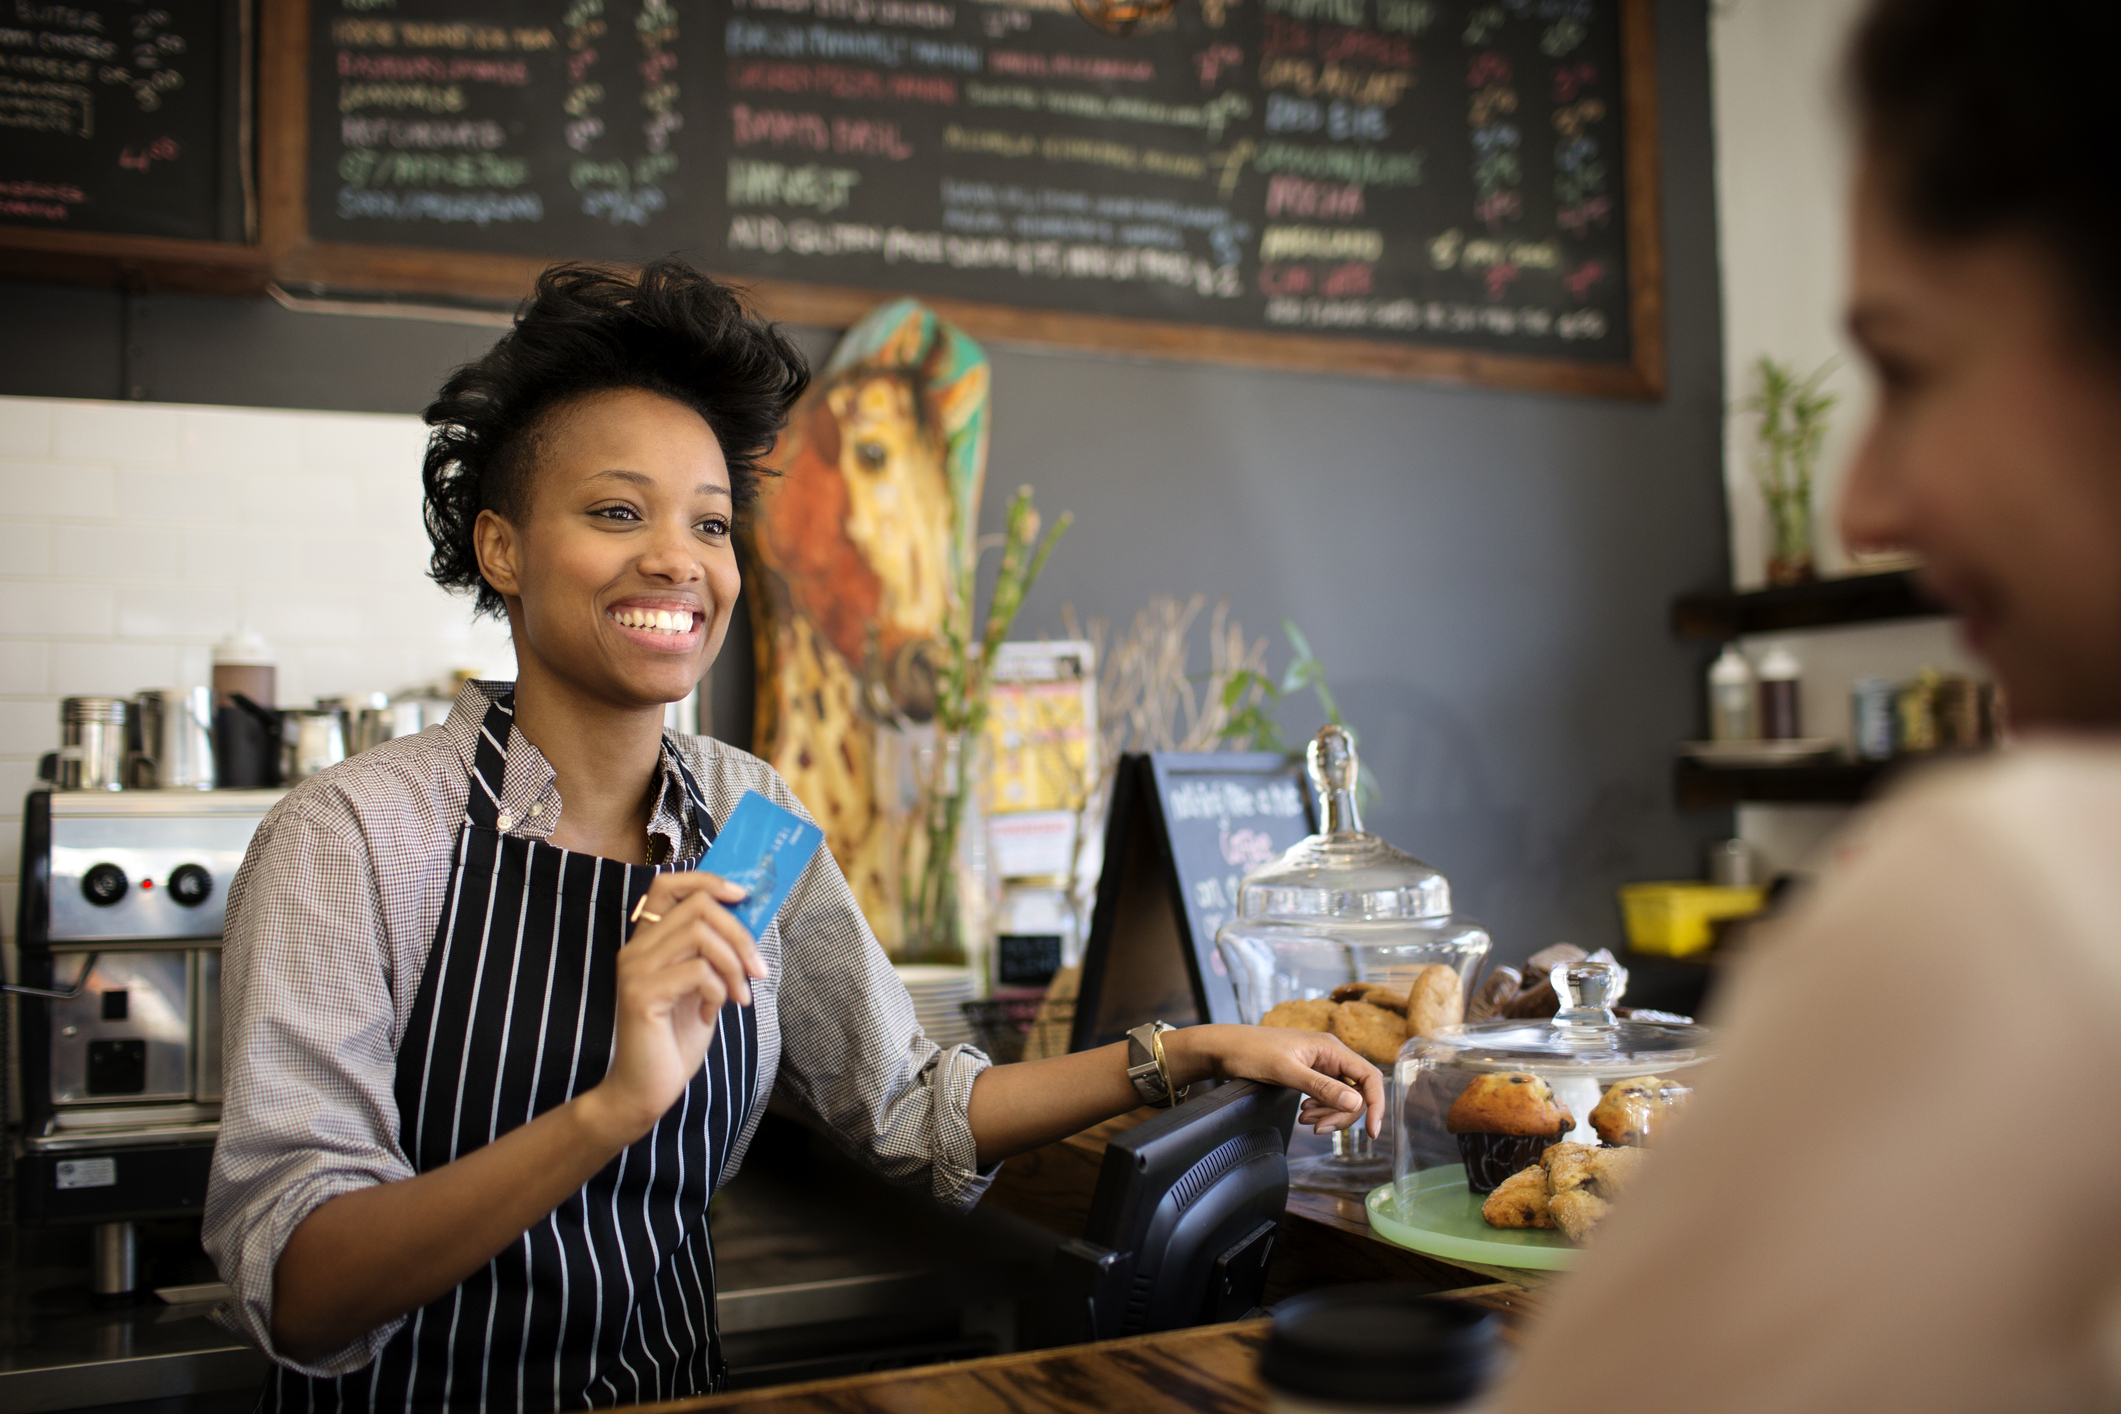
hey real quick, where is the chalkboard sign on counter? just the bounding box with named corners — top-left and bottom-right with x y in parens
top-left (0, 0), bottom-right (247, 241)
top-left (1073, 751), bottom-right (1317, 1049)
top-left (282, 0), bottom-right (1662, 394)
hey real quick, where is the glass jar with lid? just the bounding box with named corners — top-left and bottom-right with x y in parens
top-left (1215, 726), bottom-right (1492, 1195)
top-left (1373, 958), bottom-right (1715, 1272)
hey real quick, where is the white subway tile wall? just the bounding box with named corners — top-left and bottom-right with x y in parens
top-left (0, 395), bottom-right (517, 945)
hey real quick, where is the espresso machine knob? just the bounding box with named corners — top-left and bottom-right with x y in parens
top-left (81, 863), bottom-right (128, 907)
top-left (167, 863), bottom-right (213, 907)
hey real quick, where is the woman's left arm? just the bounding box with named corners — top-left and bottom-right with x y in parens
top-left (965, 1026), bottom-right (1383, 1167)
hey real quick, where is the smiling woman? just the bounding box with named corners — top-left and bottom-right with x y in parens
top-left (199, 257), bottom-right (1387, 1414)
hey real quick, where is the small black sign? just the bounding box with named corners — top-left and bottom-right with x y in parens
top-left (1072, 751), bottom-right (1316, 1050)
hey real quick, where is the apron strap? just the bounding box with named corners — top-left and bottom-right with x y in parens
top-left (662, 734), bottom-right (720, 851)
top-left (464, 694), bottom-right (516, 831)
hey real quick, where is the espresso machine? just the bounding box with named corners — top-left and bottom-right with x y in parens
top-left (10, 786), bottom-right (283, 1296)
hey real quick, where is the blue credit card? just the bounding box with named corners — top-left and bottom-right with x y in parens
top-left (699, 790), bottom-right (825, 938)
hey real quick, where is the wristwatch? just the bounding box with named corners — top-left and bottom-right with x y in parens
top-left (1125, 1021), bottom-right (1188, 1108)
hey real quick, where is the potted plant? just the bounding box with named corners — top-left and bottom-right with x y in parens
top-left (1739, 354), bottom-right (1839, 586)
top-left (901, 486), bottom-right (1071, 964)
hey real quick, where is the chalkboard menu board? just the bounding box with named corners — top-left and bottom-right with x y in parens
top-left (297, 0), bottom-right (1661, 392)
top-left (0, 0), bottom-right (246, 240)
top-left (1073, 751), bottom-right (1317, 1048)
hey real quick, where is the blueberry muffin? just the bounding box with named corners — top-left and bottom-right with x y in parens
top-left (1444, 1073), bottom-right (1575, 1193)
top-left (1590, 1075), bottom-right (1691, 1147)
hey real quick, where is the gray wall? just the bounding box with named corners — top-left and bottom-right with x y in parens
top-left (0, 1), bottom-right (1728, 966)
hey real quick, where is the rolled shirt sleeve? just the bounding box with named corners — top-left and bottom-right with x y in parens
top-left (203, 800), bottom-right (418, 1377)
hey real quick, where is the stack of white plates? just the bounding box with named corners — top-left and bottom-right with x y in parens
top-left (894, 964), bottom-right (978, 1050)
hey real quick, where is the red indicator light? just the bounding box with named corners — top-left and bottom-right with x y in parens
top-left (141, 879), bottom-right (154, 890)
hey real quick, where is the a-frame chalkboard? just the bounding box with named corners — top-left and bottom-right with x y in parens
top-left (1071, 750), bottom-right (1317, 1049)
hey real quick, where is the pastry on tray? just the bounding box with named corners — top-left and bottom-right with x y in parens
top-left (1477, 1140), bottom-right (1647, 1243)
top-left (1479, 1165), bottom-right (1554, 1230)
top-left (1590, 1074), bottom-right (1692, 1147)
top-left (1444, 1073), bottom-right (1574, 1193)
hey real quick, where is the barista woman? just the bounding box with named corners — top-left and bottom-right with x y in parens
top-left (203, 261), bottom-right (1383, 1412)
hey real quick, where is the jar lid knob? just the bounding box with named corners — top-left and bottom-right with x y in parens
top-left (1306, 724), bottom-right (1363, 835)
top-left (1551, 956), bottom-right (1629, 1041)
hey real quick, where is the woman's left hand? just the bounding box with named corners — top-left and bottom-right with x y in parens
top-left (1161, 1024), bottom-right (1385, 1136)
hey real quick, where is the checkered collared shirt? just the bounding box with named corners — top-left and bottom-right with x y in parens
top-left (204, 680), bottom-right (993, 1376)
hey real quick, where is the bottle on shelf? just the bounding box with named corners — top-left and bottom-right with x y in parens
top-left (1757, 644), bottom-right (1803, 740)
top-left (1708, 645), bottom-right (1756, 741)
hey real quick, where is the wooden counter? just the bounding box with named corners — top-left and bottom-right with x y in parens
top-left (646, 1285), bottom-right (1542, 1413)
top-left (635, 1112), bottom-right (1550, 1413)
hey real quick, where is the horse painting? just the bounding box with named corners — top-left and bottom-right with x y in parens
top-left (743, 300), bottom-right (990, 951)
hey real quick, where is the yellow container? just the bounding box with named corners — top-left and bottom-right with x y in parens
top-left (1617, 882), bottom-right (1767, 957)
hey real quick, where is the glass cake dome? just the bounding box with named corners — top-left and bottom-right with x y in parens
top-left (1378, 957), bottom-right (1717, 1271)
top-left (1216, 726), bottom-right (1491, 1195)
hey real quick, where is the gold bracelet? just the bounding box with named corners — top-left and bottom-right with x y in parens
top-left (1149, 1025), bottom-right (1182, 1108)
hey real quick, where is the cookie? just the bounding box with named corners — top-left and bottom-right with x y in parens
top-left (1548, 1189), bottom-right (1611, 1243)
top-left (1445, 1073), bottom-right (1574, 1137)
top-left (1330, 982), bottom-right (1410, 1012)
top-left (1404, 964), bottom-right (1463, 1038)
top-left (1591, 1075), bottom-right (1690, 1147)
top-left (1327, 999), bottom-right (1408, 1065)
top-left (1479, 1165), bottom-right (1554, 1230)
top-left (1262, 997), bottom-right (1337, 1032)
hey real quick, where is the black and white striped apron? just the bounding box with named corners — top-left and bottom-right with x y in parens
top-left (265, 694), bottom-right (758, 1413)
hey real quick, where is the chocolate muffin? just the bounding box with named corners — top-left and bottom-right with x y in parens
top-left (1444, 1073), bottom-right (1575, 1193)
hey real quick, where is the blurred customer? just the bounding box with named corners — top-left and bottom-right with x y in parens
top-left (1495, 2), bottom-right (2121, 1410)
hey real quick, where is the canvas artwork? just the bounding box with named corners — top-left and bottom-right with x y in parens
top-left (744, 300), bottom-right (991, 951)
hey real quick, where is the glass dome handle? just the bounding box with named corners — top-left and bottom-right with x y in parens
top-left (1307, 724), bottom-right (1363, 835)
top-left (1551, 957), bottom-right (1628, 1035)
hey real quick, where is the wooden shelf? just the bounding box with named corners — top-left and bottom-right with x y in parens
top-left (1674, 756), bottom-right (1894, 808)
top-left (1671, 570), bottom-right (1947, 641)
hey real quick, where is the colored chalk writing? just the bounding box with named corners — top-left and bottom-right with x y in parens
top-left (0, 0), bottom-right (240, 239)
top-left (298, 0), bottom-right (1637, 367)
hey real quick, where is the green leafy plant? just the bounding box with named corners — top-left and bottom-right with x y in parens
top-left (1739, 355), bottom-right (1840, 585)
top-left (903, 486), bottom-right (1072, 962)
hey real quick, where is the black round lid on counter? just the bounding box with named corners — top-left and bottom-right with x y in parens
top-left (1260, 1284), bottom-right (1501, 1407)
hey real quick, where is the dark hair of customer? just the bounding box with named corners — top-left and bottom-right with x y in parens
top-left (1851, 0), bottom-right (2121, 350)
top-left (421, 257), bottom-right (810, 617)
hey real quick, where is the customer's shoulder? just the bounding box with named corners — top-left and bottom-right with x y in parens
top-left (1880, 738), bottom-right (2121, 836)
top-left (1846, 738), bottom-right (2121, 925)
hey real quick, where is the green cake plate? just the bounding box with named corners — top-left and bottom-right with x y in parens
top-left (1365, 1165), bottom-right (1579, 1272)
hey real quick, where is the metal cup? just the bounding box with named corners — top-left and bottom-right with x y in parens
top-left (133, 688), bottom-right (217, 790)
top-left (280, 709), bottom-right (347, 782)
top-left (53, 697), bottom-right (131, 791)
top-left (1707, 838), bottom-right (1756, 888)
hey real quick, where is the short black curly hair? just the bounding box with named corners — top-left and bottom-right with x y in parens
top-left (422, 257), bottom-right (810, 617)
